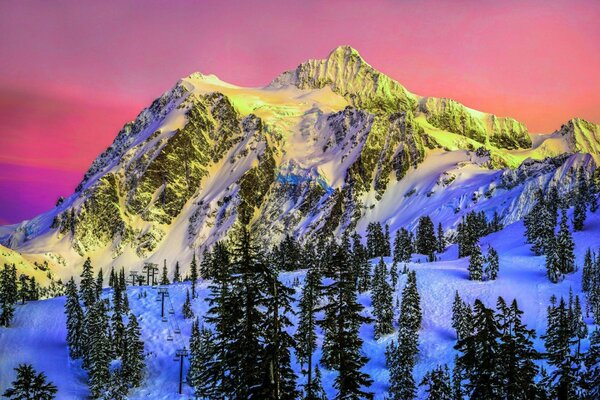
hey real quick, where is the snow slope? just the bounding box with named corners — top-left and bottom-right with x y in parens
top-left (2, 208), bottom-right (598, 399)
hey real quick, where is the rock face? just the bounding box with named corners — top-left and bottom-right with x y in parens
top-left (1, 46), bottom-right (598, 274)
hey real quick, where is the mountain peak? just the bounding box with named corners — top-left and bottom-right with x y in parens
top-left (326, 45), bottom-right (363, 61)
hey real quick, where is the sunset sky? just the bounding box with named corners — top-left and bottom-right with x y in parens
top-left (1, 0), bottom-right (599, 224)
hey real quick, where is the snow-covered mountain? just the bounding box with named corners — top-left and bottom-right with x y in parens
top-left (1, 46), bottom-right (599, 281)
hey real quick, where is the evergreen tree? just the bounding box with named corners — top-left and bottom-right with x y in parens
top-left (64, 277), bottom-right (84, 359)
top-left (28, 277), bottom-right (39, 301)
top-left (295, 246), bottom-right (321, 398)
top-left (489, 210), bottom-right (503, 233)
top-left (98, 372), bottom-right (128, 400)
top-left (18, 274), bottom-right (29, 304)
top-left (545, 236), bottom-right (563, 283)
top-left (0, 264), bottom-right (17, 327)
top-left (420, 365), bottom-right (452, 400)
top-left (484, 246), bottom-right (499, 281)
top-left (108, 267), bottom-right (116, 289)
top-left (367, 222), bottom-right (386, 258)
top-left (190, 253), bottom-right (199, 299)
top-left (524, 189), bottom-right (556, 256)
top-left (199, 248), bottom-right (213, 279)
top-left (111, 306), bottom-right (125, 359)
top-left (573, 166), bottom-right (589, 231)
top-left (393, 228), bottom-right (413, 264)
top-left (416, 216), bottom-right (436, 259)
top-left (496, 298), bottom-right (539, 399)
top-left (79, 258), bottom-right (97, 308)
top-left (85, 300), bottom-right (111, 398)
top-left (310, 365), bottom-right (328, 400)
top-left (580, 329), bottom-right (600, 399)
top-left (122, 313), bottom-right (145, 387)
top-left (384, 224), bottom-right (392, 257)
top-left (582, 248), bottom-right (594, 292)
top-left (188, 319), bottom-right (217, 398)
top-left (390, 261), bottom-right (399, 288)
top-left (96, 268), bottom-right (103, 299)
top-left (372, 257), bottom-right (394, 338)
top-left (452, 356), bottom-right (463, 400)
top-left (455, 299), bottom-right (502, 400)
top-left (457, 211), bottom-right (489, 258)
top-left (160, 260), bottom-right (170, 285)
top-left (556, 209), bottom-right (576, 274)
top-left (436, 223), bottom-right (446, 253)
top-left (352, 232), bottom-right (371, 292)
top-left (173, 261), bottom-right (181, 283)
top-left (319, 238), bottom-right (373, 399)
top-left (2, 364), bottom-right (57, 400)
top-left (468, 245), bottom-right (484, 281)
top-left (182, 288), bottom-right (194, 319)
top-left (451, 291), bottom-right (472, 340)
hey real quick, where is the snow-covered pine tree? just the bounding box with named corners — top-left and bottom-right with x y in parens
top-left (295, 245), bottom-right (320, 397)
top-left (580, 329), bottom-right (600, 399)
top-left (452, 355), bottom-right (463, 400)
top-left (18, 274), bottom-right (29, 304)
top-left (557, 208), bottom-right (576, 274)
top-left (28, 277), bottom-right (39, 301)
top-left (79, 258), bottom-right (97, 308)
top-left (451, 291), bottom-right (473, 340)
top-left (190, 253), bottom-right (198, 299)
top-left (0, 264), bottom-right (17, 327)
top-left (420, 365), bottom-right (452, 400)
top-left (468, 245), bottom-right (484, 281)
top-left (384, 224), bottom-right (392, 257)
top-left (573, 166), bottom-right (589, 231)
top-left (182, 288), bottom-right (194, 319)
top-left (188, 319), bottom-right (217, 398)
top-left (437, 223), bottom-right (446, 253)
top-left (416, 216), bottom-right (436, 260)
top-left (367, 222), bottom-right (386, 258)
top-left (390, 261), bottom-right (399, 288)
top-left (122, 313), bottom-right (145, 388)
top-left (543, 296), bottom-right (578, 399)
top-left (95, 268), bottom-right (103, 299)
top-left (351, 232), bottom-right (371, 292)
top-left (524, 189), bottom-right (555, 256)
top-left (485, 246), bottom-right (499, 281)
top-left (86, 300), bottom-right (111, 398)
top-left (160, 260), bottom-right (170, 285)
top-left (496, 297), bottom-right (539, 399)
top-left (64, 277), bottom-right (84, 359)
top-left (319, 237), bottom-right (373, 399)
top-left (108, 267), bottom-right (116, 289)
top-left (582, 248), bottom-right (594, 292)
top-left (111, 306), bottom-right (125, 359)
top-left (372, 257), bottom-right (394, 338)
top-left (199, 248), bottom-right (212, 280)
top-left (393, 227), bottom-right (413, 265)
top-left (2, 363), bottom-right (57, 400)
top-left (173, 261), bottom-right (181, 283)
top-left (489, 210), bottom-right (503, 233)
top-left (455, 299), bottom-right (502, 400)
top-left (545, 236), bottom-right (563, 283)
top-left (311, 365), bottom-right (328, 400)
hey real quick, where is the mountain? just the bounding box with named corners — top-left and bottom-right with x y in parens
top-left (1, 46), bottom-right (599, 281)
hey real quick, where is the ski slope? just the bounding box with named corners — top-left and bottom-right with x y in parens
top-left (1, 210), bottom-right (599, 399)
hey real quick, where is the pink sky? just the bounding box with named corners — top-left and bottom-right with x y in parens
top-left (1, 0), bottom-right (599, 224)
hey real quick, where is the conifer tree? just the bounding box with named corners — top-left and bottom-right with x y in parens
top-left (18, 274), bottom-right (29, 304)
top-left (545, 236), bottom-right (563, 283)
top-left (384, 224), bottom-right (392, 257)
top-left (420, 365), bottom-right (452, 400)
top-left (582, 248), bottom-right (594, 292)
top-left (160, 261), bottom-right (170, 285)
top-left (451, 291), bottom-right (472, 340)
top-left (485, 246), bottom-right (499, 281)
top-left (86, 300), bottom-right (111, 398)
top-left (319, 238), bottom-right (372, 399)
top-left (468, 245), bottom-right (484, 281)
top-left (173, 261), bottom-right (181, 283)
top-left (199, 248), bottom-right (212, 279)
top-left (80, 258), bottom-right (97, 308)
top-left (390, 261), bottom-right (399, 288)
top-left (452, 356), bottom-right (463, 400)
top-left (182, 288), bottom-right (194, 319)
top-left (556, 209), bottom-right (575, 274)
top-left (489, 210), bottom-right (503, 233)
top-left (573, 166), bottom-right (589, 231)
top-left (188, 319), bottom-right (217, 398)
top-left (0, 264), bottom-right (17, 327)
top-left (96, 268), bottom-right (103, 299)
top-left (416, 216), bottom-right (436, 259)
top-left (190, 253), bottom-right (198, 298)
top-left (108, 267), bottom-right (116, 289)
top-left (310, 365), bottom-right (328, 400)
top-left (352, 232), bottom-right (371, 292)
top-left (122, 313), bottom-right (145, 388)
top-left (111, 306), bottom-right (125, 359)
top-left (372, 257), bottom-right (394, 338)
top-left (28, 277), bottom-right (39, 301)
top-left (64, 277), bottom-right (84, 359)
top-left (295, 246), bottom-right (321, 398)
top-left (367, 222), bottom-right (386, 258)
top-left (393, 228), bottom-right (413, 264)
top-left (437, 223), bottom-right (446, 253)
top-left (580, 329), bottom-right (600, 399)
top-left (2, 364), bottom-right (57, 400)
top-left (524, 189), bottom-right (556, 256)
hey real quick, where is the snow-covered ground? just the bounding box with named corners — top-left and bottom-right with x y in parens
top-left (1, 209), bottom-right (598, 399)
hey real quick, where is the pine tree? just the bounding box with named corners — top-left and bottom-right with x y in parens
top-left (85, 300), bottom-right (111, 398)
top-left (182, 288), bottom-right (194, 319)
top-left (393, 228), bottom-right (413, 264)
top-left (372, 257), bottom-right (394, 338)
top-left (160, 261), bottom-right (170, 285)
top-left (455, 299), bottom-right (502, 400)
top-left (98, 372), bottom-right (128, 400)
top-left (0, 264), bottom-right (17, 327)
top-left (524, 189), bottom-right (556, 256)
top-left (188, 319), bottom-right (217, 398)
top-left (452, 356), bottom-right (463, 400)
top-left (468, 245), bottom-right (484, 281)
top-left (111, 306), bottom-right (125, 359)
top-left (545, 236), bottom-right (563, 283)
top-left (28, 277), bottom-right (39, 301)
top-left (582, 248), bottom-right (594, 292)
top-left (310, 365), bottom-right (328, 400)
top-left (416, 216), bottom-right (436, 259)
top-left (384, 224), bottom-right (392, 257)
top-left (489, 210), bottom-right (503, 233)
top-left (496, 298), bottom-right (539, 399)
top-left (80, 258), bottom-right (97, 308)
top-left (556, 209), bottom-right (575, 274)
top-left (319, 238), bottom-right (373, 399)
top-left (295, 247), bottom-right (321, 398)
top-left (367, 222), bottom-right (386, 258)
top-left (573, 166), bottom-right (588, 231)
top-left (96, 268), bottom-right (103, 299)
top-left (420, 365), bottom-right (452, 400)
top-left (580, 329), bottom-right (600, 399)
top-left (437, 223), bottom-right (446, 253)
top-left (18, 274), bottom-right (29, 304)
top-left (190, 253), bottom-right (198, 298)
top-left (173, 261), bottom-right (181, 283)
top-left (352, 232), bottom-right (371, 292)
top-left (484, 246), bottom-right (499, 281)
top-left (199, 248), bottom-right (213, 279)
top-left (108, 267), bottom-right (116, 289)
top-left (2, 364), bottom-right (58, 400)
top-left (122, 313), bottom-right (145, 387)
top-left (390, 261), bottom-right (399, 288)
top-left (451, 291), bottom-right (472, 340)
top-left (64, 277), bottom-right (84, 359)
